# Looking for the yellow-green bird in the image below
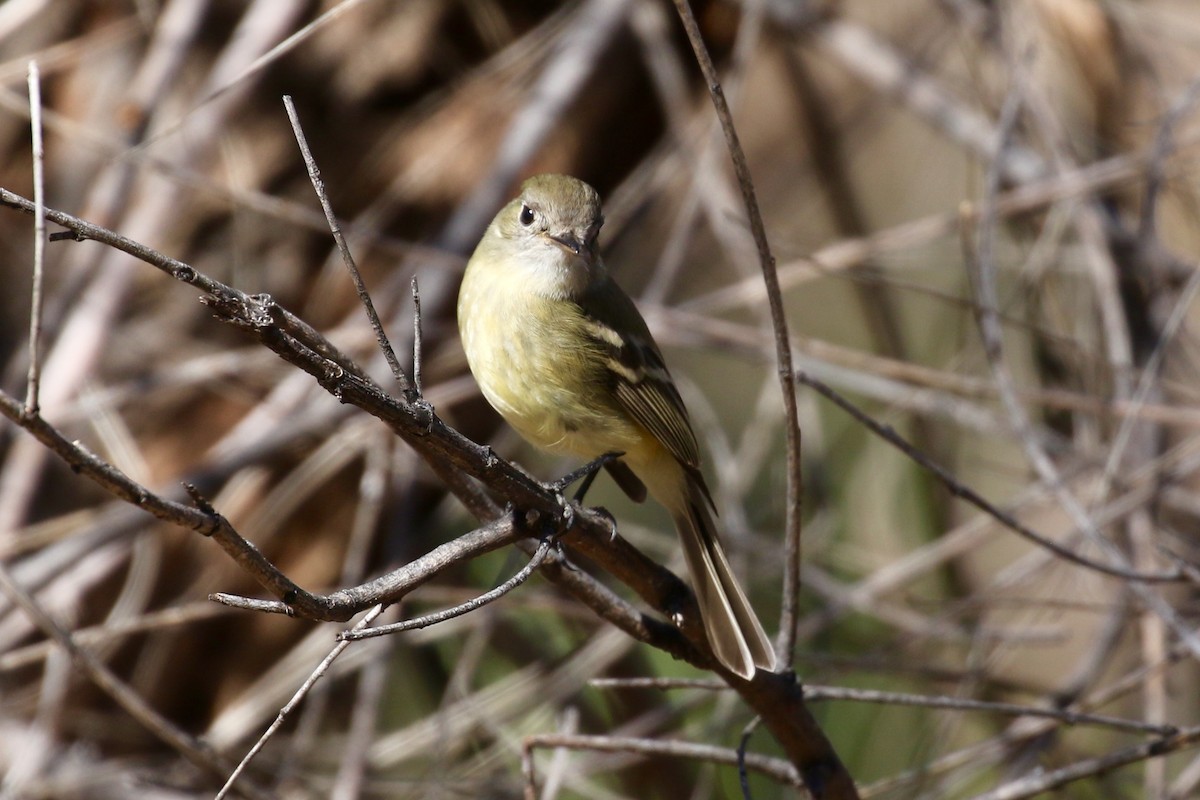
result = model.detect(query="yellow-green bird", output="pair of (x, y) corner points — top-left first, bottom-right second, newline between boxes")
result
(457, 174), (776, 680)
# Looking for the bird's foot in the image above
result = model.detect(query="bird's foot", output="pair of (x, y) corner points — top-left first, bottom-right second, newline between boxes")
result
(546, 451), (625, 503)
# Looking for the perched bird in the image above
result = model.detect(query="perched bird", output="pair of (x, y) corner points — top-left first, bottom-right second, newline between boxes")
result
(457, 174), (776, 679)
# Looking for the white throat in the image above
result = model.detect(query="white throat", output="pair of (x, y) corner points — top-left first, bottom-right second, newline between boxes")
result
(516, 235), (600, 301)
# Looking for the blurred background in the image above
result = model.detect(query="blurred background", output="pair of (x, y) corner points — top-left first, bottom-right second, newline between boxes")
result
(1, 0), (1200, 797)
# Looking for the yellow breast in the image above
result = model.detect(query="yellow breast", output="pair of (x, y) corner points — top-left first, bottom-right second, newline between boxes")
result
(457, 256), (644, 460)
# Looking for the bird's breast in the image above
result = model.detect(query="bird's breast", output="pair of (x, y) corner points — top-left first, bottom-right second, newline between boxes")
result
(458, 263), (642, 459)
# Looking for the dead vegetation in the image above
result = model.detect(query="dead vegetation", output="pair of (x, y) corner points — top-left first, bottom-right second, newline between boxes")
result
(2, 1), (1200, 798)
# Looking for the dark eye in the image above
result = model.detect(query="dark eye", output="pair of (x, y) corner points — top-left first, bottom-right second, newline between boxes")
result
(519, 205), (535, 226)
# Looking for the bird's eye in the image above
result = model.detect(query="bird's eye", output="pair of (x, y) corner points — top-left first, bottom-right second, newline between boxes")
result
(519, 205), (535, 226)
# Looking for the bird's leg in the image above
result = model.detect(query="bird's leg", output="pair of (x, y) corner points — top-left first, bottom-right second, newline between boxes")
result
(543, 452), (625, 541)
(548, 451), (625, 503)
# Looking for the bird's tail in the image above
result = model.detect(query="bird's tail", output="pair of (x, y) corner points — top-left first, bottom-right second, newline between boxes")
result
(673, 480), (777, 680)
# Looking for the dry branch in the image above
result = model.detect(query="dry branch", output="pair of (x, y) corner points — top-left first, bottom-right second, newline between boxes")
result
(0, 186), (847, 797)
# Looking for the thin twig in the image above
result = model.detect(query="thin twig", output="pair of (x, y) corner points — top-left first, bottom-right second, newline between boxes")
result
(737, 716), (763, 800)
(0, 387), (318, 605)
(338, 538), (553, 640)
(667, 7), (860, 797)
(522, 733), (803, 794)
(24, 60), (45, 416)
(0, 186), (370, 380)
(857, 642), (1194, 800)
(411, 277), (423, 396)
(209, 513), (522, 619)
(590, 676), (1175, 736)
(801, 685), (1175, 736)
(283, 94), (415, 399)
(795, 371), (1180, 583)
(214, 605), (387, 800)
(669, 0), (803, 673)
(0, 187), (857, 795)
(0, 325), (679, 660)
(589, 676), (725, 691)
(968, 725), (1200, 800)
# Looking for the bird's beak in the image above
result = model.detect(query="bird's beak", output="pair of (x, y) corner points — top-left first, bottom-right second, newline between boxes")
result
(547, 233), (584, 256)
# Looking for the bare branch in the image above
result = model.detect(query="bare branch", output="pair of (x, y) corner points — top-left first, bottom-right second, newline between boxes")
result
(0, 191), (736, 665)
(284, 94), (414, 398)
(214, 604), (387, 800)
(24, 60), (44, 416)
(802, 685), (1176, 736)
(670, 0), (805, 679)
(795, 371), (1181, 583)
(969, 726), (1200, 800)
(411, 276), (424, 396)
(11, 6), (1200, 796)
(338, 537), (553, 640)
(522, 733), (804, 796)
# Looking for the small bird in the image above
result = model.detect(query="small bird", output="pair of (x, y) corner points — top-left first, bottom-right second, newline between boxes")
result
(457, 173), (776, 679)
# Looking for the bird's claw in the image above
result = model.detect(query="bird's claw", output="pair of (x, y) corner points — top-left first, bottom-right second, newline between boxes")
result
(556, 493), (575, 532)
(589, 505), (619, 541)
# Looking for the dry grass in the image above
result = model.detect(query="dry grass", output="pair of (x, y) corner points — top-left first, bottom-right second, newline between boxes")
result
(2, 1), (1200, 798)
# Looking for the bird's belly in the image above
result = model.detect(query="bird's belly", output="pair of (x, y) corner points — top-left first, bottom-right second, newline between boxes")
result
(462, 313), (642, 459)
